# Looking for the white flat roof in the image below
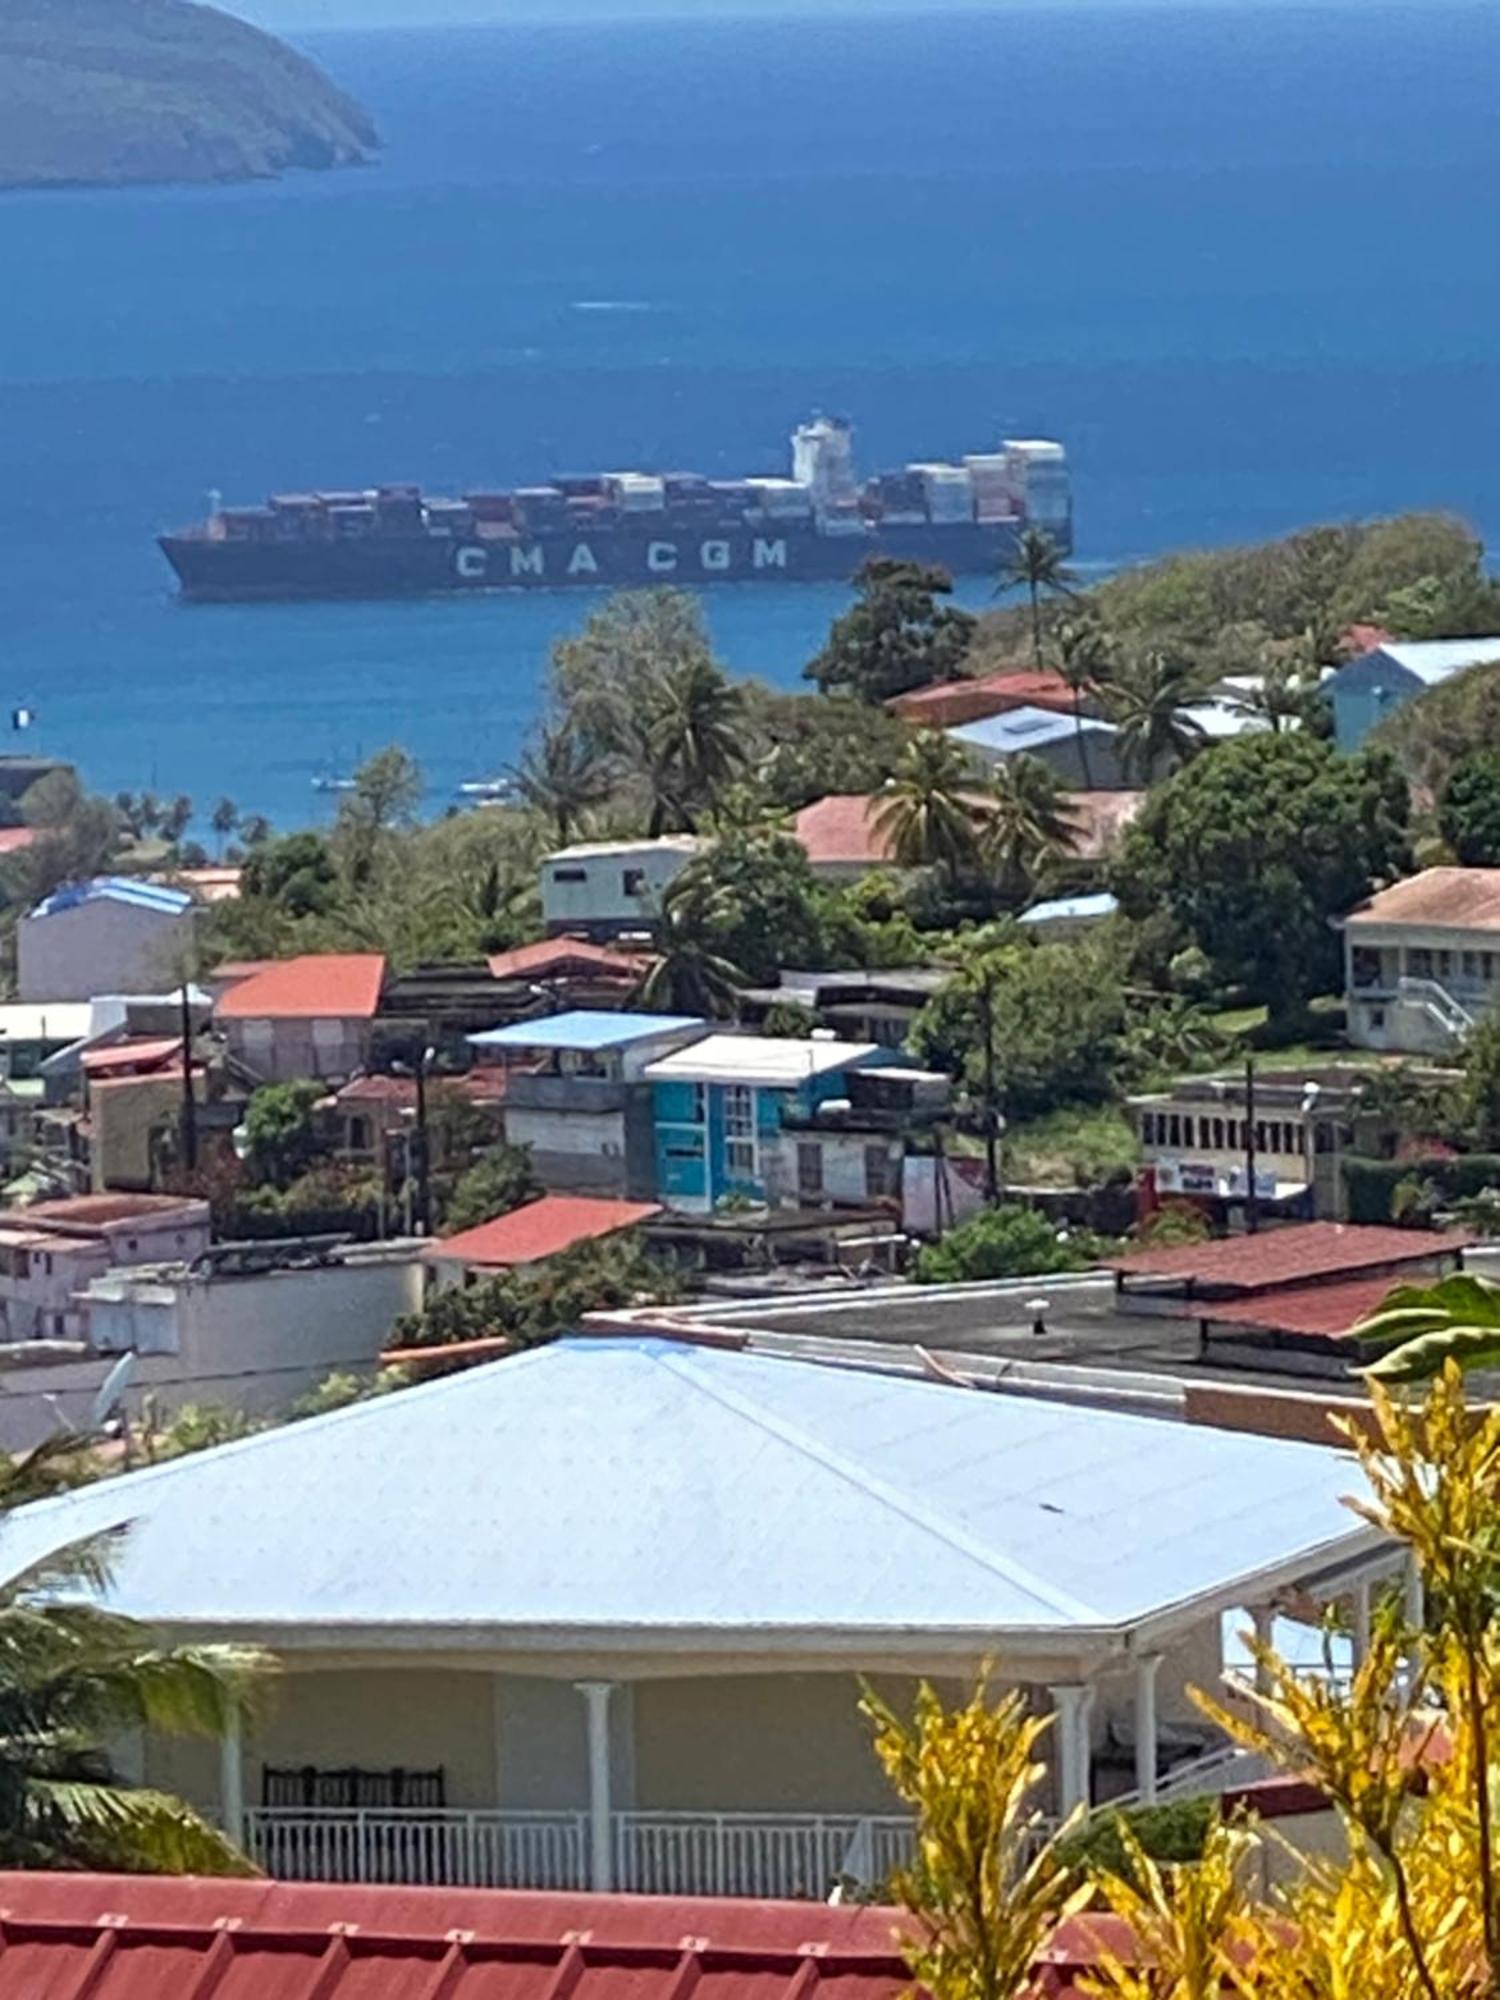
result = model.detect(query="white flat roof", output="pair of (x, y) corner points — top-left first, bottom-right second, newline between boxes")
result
(0, 1003), (95, 1043)
(644, 1034), (880, 1088)
(0, 1336), (1383, 1652)
(548, 837), (703, 862)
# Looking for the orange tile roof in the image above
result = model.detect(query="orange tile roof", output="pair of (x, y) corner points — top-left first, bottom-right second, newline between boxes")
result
(0, 826), (39, 856)
(1200, 1274), (1408, 1341)
(80, 1036), (183, 1077)
(427, 1193), (661, 1268)
(1109, 1221), (1469, 1295)
(1343, 867), (1500, 932)
(215, 953), (387, 1021)
(488, 936), (650, 981)
(793, 789), (1141, 869)
(888, 669), (1083, 727)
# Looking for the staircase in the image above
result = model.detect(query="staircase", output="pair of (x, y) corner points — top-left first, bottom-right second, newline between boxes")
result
(1396, 976), (1475, 1048)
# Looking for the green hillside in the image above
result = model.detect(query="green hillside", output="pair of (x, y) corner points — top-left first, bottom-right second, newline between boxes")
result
(0, 0), (378, 189)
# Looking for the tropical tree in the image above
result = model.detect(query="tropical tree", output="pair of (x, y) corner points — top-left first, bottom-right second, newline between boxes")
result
(806, 558), (976, 702)
(996, 526), (1077, 666)
(1054, 616), (1111, 784)
(238, 813), (272, 849)
(210, 797), (239, 858)
(871, 730), (982, 884)
(981, 754), (1078, 907)
(1104, 648), (1208, 782)
(634, 868), (746, 1018)
(1438, 749), (1500, 865)
(511, 719), (612, 846)
(0, 1441), (271, 1872)
(641, 654), (747, 834)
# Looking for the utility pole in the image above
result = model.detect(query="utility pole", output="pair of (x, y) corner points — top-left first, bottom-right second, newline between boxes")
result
(978, 967), (1001, 1206)
(1244, 1054), (1260, 1236)
(414, 1040), (433, 1237)
(178, 980), (198, 1176)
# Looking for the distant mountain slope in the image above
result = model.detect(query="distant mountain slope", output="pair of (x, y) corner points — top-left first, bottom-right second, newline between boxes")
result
(0, 0), (378, 189)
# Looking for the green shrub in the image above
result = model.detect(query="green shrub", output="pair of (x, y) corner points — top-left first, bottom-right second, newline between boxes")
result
(914, 1205), (1094, 1284)
(1343, 1153), (1500, 1225)
(1055, 1794), (1218, 1882)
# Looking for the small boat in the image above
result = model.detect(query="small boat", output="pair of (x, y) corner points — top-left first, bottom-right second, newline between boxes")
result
(312, 774), (356, 795)
(456, 777), (517, 803)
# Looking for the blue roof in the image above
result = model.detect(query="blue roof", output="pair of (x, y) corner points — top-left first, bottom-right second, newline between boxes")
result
(949, 705), (1114, 754)
(468, 1009), (705, 1053)
(30, 877), (193, 921)
(1019, 892), (1119, 926)
(0, 1335), (1382, 1644)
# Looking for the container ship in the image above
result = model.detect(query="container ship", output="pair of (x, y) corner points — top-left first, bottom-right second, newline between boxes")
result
(158, 418), (1071, 603)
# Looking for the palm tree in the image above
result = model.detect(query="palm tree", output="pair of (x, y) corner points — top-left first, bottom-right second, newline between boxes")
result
(641, 656), (747, 835)
(982, 753), (1079, 906)
(0, 1440), (271, 1871)
(1105, 649), (1209, 782)
(511, 720), (612, 846)
(210, 797), (239, 859)
(1356, 1271), (1500, 1382)
(871, 730), (984, 885)
(1055, 617), (1113, 787)
(634, 868), (744, 1018)
(996, 526), (1078, 666)
(238, 813), (272, 848)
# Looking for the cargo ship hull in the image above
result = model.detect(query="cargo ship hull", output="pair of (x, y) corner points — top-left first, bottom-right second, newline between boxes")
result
(159, 517), (1050, 604)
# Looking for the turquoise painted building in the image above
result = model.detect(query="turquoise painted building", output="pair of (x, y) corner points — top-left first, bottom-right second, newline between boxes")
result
(644, 1033), (891, 1213)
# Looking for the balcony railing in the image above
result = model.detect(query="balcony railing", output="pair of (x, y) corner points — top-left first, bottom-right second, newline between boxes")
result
(244, 1807), (917, 1899)
(504, 1075), (628, 1115)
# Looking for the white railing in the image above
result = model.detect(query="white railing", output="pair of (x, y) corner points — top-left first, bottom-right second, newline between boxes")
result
(245, 1808), (589, 1889)
(244, 1807), (915, 1899)
(1396, 976), (1475, 1044)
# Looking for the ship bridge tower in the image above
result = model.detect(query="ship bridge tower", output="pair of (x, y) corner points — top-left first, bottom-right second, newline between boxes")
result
(792, 415), (857, 511)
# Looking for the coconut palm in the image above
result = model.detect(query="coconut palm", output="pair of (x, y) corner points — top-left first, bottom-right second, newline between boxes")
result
(0, 1439), (272, 1872)
(634, 866), (745, 1018)
(1054, 617), (1113, 786)
(640, 656), (747, 835)
(982, 753), (1079, 906)
(511, 720), (613, 846)
(209, 798), (239, 859)
(871, 730), (983, 885)
(1105, 649), (1209, 783)
(996, 526), (1078, 666)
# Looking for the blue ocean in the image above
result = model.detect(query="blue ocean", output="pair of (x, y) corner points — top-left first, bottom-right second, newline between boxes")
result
(1, 2), (1498, 826)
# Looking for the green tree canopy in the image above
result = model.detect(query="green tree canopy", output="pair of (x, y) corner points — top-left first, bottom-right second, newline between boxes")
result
(1115, 734), (1411, 1026)
(242, 1079), (328, 1188)
(871, 731), (982, 884)
(240, 831), (338, 917)
(1438, 750), (1500, 866)
(1373, 660), (1500, 796)
(440, 1142), (539, 1235)
(805, 558), (976, 702)
(914, 1204), (1094, 1284)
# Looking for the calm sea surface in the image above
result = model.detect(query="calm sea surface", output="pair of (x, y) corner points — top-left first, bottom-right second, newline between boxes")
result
(1, 4), (1498, 825)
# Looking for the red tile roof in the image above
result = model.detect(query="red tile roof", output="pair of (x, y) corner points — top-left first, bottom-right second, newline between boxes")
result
(216, 953), (387, 1021)
(488, 937), (650, 981)
(1343, 866), (1500, 933)
(1109, 1221), (1469, 1295)
(1339, 622), (1395, 659)
(80, 1036), (184, 1078)
(336, 1069), (509, 1108)
(0, 1875), (1131, 2000)
(0, 825), (39, 856)
(1198, 1274), (1410, 1340)
(794, 790), (1141, 871)
(888, 669), (1083, 728)
(428, 1192), (662, 1268)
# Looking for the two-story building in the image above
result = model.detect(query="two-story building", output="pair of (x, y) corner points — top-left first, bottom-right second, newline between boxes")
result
(0, 1192), (211, 1344)
(1340, 867), (1500, 1054)
(541, 838), (704, 940)
(644, 1034), (939, 1213)
(469, 1011), (708, 1198)
(17, 878), (196, 1002)
(215, 954), (388, 1083)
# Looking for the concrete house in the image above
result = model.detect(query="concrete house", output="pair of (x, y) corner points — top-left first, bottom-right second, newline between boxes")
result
(469, 1011), (707, 1198)
(215, 954), (387, 1083)
(947, 706), (1130, 788)
(541, 838), (704, 940)
(17, 878), (195, 1003)
(0, 1334), (1398, 1898)
(643, 1033), (937, 1212)
(0, 1192), (210, 1344)
(1340, 867), (1500, 1053)
(1327, 636), (1500, 750)
(424, 1192), (661, 1291)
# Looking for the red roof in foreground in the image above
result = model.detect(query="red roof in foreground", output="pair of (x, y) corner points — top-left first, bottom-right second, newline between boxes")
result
(0, 1876), (1130, 2000)
(488, 937), (650, 982)
(428, 1192), (662, 1267)
(1109, 1220), (1470, 1295)
(216, 952), (387, 1021)
(1199, 1273), (1409, 1341)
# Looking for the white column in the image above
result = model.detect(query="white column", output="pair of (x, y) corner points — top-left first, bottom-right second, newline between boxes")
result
(1133, 1655), (1163, 1805)
(1351, 1576), (1373, 1669)
(1251, 1604), (1276, 1695)
(1403, 1552), (1425, 1634)
(1049, 1684), (1094, 1816)
(576, 1681), (616, 1891)
(219, 1702), (244, 1849)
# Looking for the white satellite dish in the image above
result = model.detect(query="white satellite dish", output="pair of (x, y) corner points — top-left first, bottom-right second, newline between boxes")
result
(89, 1351), (137, 1432)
